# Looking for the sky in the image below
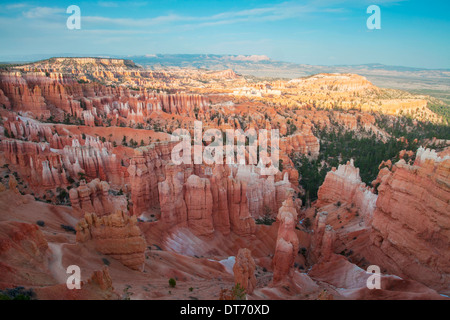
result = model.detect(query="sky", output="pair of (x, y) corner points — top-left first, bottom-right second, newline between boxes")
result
(0, 0), (449, 69)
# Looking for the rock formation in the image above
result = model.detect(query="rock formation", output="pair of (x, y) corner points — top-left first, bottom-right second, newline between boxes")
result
(76, 211), (147, 271)
(369, 147), (450, 293)
(129, 144), (173, 216)
(158, 163), (188, 225)
(309, 212), (336, 263)
(309, 254), (445, 300)
(0, 221), (53, 287)
(69, 179), (127, 216)
(184, 174), (214, 236)
(312, 148), (450, 295)
(34, 266), (119, 300)
(317, 159), (377, 221)
(209, 165), (232, 234)
(227, 174), (256, 236)
(233, 248), (256, 294)
(272, 195), (299, 283)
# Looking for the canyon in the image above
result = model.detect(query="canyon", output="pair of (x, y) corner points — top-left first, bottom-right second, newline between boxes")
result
(0, 57), (448, 300)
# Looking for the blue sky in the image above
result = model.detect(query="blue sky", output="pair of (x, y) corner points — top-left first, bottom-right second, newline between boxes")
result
(0, 0), (449, 68)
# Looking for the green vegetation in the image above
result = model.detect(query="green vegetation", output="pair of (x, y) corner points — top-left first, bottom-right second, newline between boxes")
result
(255, 205), (275, 225)
(375, 114), (450, 141)
(293, 114), (449, 205)
(428, 104), (450, 124)
(61, 224), (76, 234)
(56, 187), (70, 204)
(122, 285), (133, 300)
(303, 217), (312, 230)
(255, 214), (276, 225)
(230, 283), (246, 300)
(0, 287), (35, 300)
(169, 278), (176, 288)
(78, 172), (86, 181)
(36, 220), (45, 227)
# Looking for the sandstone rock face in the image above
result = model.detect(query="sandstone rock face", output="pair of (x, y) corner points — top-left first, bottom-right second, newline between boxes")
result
(0, 134), (122, 194)
(34, 266), (119, 300)
(210, 165), (231, 234)
(309, 255), (445, 300)
(157, 163), (284, 237)
(289, 73), (377, 93)
(158, 165), (258, 237)
(8, 175), (19, 193)
(0, 72), (49, 117)
(274, 173), (298, 212)
(62, 138), (120, 184)
(1, 139), (68, 190)
(233, 248), (256, 294)
(69, 179), (127, 216)
(0, 221), (54, 287)
(312, 148), (450, 295)
(272, 196), (299, 283)
(280, 131), (319, 158)
(129, 144), (173, 216)
(85, 266), (115, 292)
(227, 176), (256, 236)
(236, 165), (279, 219)
(309, 212), (336, 264)
(185, 175), (214, 236)
(317, 159), (377, 221)
(158, 163), (188, 225)
(369, 147), (450, 293)
(76, 211), (147, 271)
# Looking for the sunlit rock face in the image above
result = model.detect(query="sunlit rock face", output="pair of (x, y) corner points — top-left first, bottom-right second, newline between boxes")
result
(317, 159), (377, 221)
(76, 211), (147, 271)
(272, 196), (299, 284)
(312, 147), (450, 295)
(369, 147), (450, 293)
(233, 248), (256, 294)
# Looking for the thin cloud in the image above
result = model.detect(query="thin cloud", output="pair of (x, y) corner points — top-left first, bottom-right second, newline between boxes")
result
(98, 1), (120, 7)
(5, 3), (28, 10)
(98, 1), (148, 8)
(83, 13), (189, 27)
(22, 7), (65, 19)
(82, 1), (318, 29)
(9, 1), (353, 31)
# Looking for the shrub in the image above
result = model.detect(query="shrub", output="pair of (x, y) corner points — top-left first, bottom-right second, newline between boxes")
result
(303, 217), (312, 229)
(169, 278), (176, 288)
(255, 214), (275, 226)
(0, 287), (35, 300)
(219, 283), (246, 300)
(78, 172), (86, 181)
(36, 220), (45, 227)
(61, 224), (76, 234)
(122, 286), (133, 300)
(56, 187), (69, 203)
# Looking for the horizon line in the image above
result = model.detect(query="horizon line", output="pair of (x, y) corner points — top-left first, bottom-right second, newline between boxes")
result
(0, 53), (449, 71)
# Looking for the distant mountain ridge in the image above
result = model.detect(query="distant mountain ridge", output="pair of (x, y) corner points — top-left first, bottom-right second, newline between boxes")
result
(2, 53), (448, 72)
(1, 53), (449, 101)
